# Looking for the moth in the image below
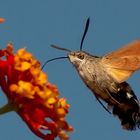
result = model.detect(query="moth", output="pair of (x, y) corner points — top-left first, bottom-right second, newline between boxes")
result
(44, 18), (140, 130)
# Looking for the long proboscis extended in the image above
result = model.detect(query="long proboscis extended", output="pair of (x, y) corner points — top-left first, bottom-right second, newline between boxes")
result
(51, 45), (71, 52)
(41, 56), (68, 70)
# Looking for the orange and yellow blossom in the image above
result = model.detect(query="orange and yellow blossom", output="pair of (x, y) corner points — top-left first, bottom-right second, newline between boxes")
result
(0, 18), (5, 23)
(0, 43), (73, 140)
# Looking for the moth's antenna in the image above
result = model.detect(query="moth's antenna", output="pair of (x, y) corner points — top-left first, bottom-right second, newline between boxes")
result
(41, 56), (68, 70)
(51, 45), (71, 52)
(80, 18), (90, 51)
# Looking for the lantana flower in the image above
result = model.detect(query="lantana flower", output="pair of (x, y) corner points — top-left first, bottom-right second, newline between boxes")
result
(0, 18), (5, 23)
(0, 43), (73, 140)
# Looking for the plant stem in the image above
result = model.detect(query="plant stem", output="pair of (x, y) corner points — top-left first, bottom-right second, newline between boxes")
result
(0, 102), (17, 115)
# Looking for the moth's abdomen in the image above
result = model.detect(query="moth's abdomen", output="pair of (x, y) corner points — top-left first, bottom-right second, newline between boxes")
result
(111, 82), (140, 130)
(113, 104), (140, 130)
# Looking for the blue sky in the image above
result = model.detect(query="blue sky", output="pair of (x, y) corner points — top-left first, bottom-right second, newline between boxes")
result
(0, 0), (140, 140)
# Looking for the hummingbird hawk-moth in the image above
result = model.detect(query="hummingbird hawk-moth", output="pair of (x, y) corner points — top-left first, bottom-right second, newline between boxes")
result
(44, 18), (140, 130)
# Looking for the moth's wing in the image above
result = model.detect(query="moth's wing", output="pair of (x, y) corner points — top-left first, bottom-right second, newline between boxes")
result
(102, 40), (140, 83)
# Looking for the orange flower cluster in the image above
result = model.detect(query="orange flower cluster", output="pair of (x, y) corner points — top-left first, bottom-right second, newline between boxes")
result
(0, 18), (5, 23)
(0, 44), (73, 140)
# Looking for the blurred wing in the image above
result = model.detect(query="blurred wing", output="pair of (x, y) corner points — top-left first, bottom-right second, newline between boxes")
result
(102, 40), (140, 83)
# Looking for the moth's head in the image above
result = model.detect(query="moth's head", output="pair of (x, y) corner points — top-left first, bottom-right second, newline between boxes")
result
(68, 51), (88, 68)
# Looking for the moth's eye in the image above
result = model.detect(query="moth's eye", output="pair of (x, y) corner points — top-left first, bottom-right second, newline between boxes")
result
(77, 54), (84, 60)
